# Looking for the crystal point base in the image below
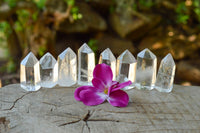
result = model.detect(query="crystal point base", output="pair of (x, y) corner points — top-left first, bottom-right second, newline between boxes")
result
(78, 43), (95, 85)
(155, 54), (176, 93)
(135, 48), (157, 90)
(40, 52), (58, 88)
(58, 48), (77, 87)
(99, 48), (116, 80)
(20, 52), (41, 91)
(116, 50), (136, 90)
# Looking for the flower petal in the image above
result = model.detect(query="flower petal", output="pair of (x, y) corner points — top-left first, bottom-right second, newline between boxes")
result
(110, 81), (132, 94)
(92, 78), (105, 92)
(80, 89), (107, 106)
(74, 86), (93, 101)
(111, 81), (119, 86)
(108, 90), (129, 107)
(93, 64), (113, 86)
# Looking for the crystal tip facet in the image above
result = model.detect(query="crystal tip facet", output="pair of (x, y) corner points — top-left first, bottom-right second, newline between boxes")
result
(100, 48), (116, 61)
(118, 50), (136, 63)
(138, 48), (156, 59)
(21, 52), (38, 66)
(79, 43), (93, 53)
(163, 53), (175, 66)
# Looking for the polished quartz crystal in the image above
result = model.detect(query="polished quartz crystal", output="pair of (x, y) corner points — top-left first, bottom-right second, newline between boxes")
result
(78, 43), (95, 85)
(20, 52), (41, 91)
(155, 53), (176, 93)
(39, 52), (58, 88)
(116, 50), (136, 90)
(135, 48), (157, 90)
(57, 47), (77, 87)
(99, 48), (116, 79)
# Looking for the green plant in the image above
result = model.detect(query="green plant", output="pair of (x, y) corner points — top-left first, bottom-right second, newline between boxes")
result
(71, 7), (82, 20)
(4, 0), (17, 8)
(0, 22), (11, 56)
(193, 0), (200, 21)
(33, 0), (47, 9)
(138, 0), (154, 8)
(88, 39), (98, 53)
(175, 2), (189, 24)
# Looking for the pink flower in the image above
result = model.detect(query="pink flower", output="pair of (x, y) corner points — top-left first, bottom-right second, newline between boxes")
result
(74, 63), (132, 107)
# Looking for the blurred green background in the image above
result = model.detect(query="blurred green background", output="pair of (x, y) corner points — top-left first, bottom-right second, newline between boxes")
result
(0, 0), (200, 87)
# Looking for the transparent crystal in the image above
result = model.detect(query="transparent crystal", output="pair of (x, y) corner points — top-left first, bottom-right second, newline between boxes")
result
(20, 52), (41, 91)
(78, 43), (95, 85)
(135, 48), (157, 90)
(39, 52), (58, 88)
(116, 50), (136, 90)
(57, 47), (77, 87)
(155, 54), (176, 93)
(99, 48), (116, 80)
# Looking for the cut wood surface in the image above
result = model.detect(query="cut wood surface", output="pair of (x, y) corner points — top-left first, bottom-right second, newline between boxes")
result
(0, 84), (200, 133)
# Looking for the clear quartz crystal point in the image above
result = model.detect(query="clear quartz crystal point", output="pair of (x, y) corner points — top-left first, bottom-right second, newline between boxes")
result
(155, 53), (176, 93)
(99, 48), (116, 80)
(135, 48), (157, 90)
(20, 52), (41, 91)
(57, 47), (77, 87)
(116, 50), (136, 90)
(78, 43), (95, 85)
(39, 52), (58, 88)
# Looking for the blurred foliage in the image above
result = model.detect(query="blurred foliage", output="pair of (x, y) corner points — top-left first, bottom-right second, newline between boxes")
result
(33, 0), (47, 9)
(4, 0), (17, 8)
(0, 0), (200, 74)
(0, 0), (82, 72)
(71, 7), (82, 20)
(115, 0), (200, 25)
(176, 1), (189, 24)
(0, 59), (16, 73)
(88, 39), (98, 53)
(138, 0), (154, 8)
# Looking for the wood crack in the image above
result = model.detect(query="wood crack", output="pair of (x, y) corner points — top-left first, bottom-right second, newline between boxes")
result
(58, 119), (81, 127)
(57, 110), (93, 133)
(87, 118), (136, 124)
(3, 92), (32, 110)
(83, 110), (91, 133)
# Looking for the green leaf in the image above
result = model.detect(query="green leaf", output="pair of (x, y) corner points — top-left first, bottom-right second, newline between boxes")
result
(71, 7), (79, 14)
(38, 46), (46, 57)
(193, 0), (200, 7)
(0, 22), (12, 37)
(88, 39), (98, 53)
(32, 12), (38, 21)
(65, 0), (75, 6)
(177, 14), (189, 24)
(4, 0), (17, 8)
(33, 0), (47, 9)
(176, 2), (187, 13)
(139, 0), (153, 7)
(6, 59), (16, 73)
(14, 21), (23, 31)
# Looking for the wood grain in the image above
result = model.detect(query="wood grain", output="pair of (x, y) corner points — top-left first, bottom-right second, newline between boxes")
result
(0, 84), (200, 133)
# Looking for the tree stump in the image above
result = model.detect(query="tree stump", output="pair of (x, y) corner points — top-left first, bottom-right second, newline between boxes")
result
(0, 84), (200, 133)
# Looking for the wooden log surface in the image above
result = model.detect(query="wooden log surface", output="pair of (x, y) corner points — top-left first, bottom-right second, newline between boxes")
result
(0, 84), (200, 133)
